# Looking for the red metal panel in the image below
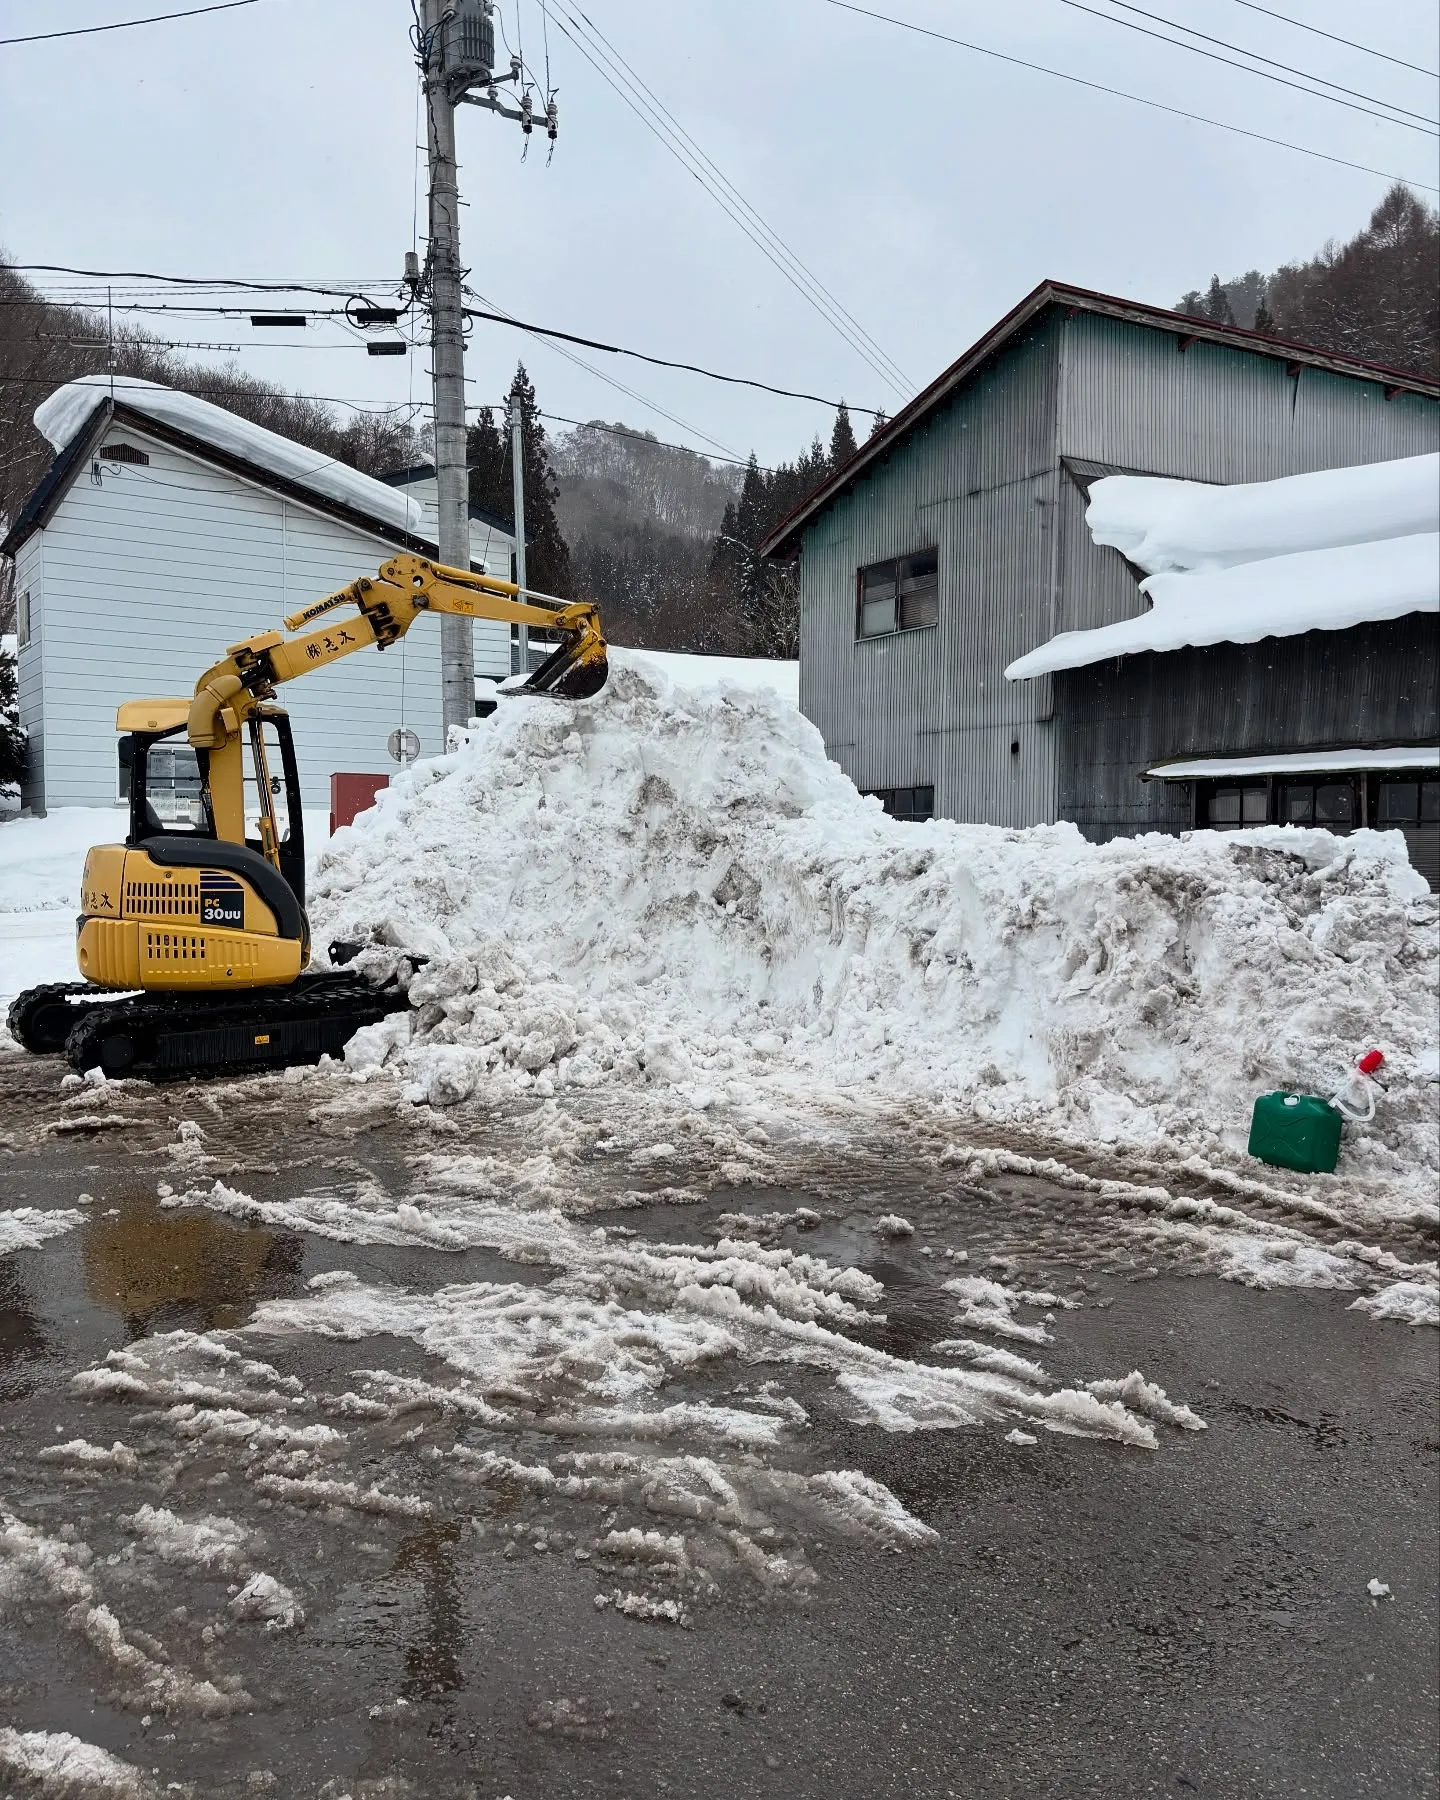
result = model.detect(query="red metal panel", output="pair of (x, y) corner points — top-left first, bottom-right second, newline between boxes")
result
(330, 772), (389, 836)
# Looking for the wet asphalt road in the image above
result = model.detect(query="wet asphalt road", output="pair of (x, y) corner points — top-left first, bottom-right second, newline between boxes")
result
(0, 1057), (1436, 1800)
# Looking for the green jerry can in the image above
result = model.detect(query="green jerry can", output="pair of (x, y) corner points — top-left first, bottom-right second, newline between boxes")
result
(1248, 1092), (1343, 1175)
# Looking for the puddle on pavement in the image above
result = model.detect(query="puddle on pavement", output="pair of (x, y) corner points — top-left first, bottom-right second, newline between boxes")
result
(85, 1194), (306, 1337)
(0, 1257), (51, 1400)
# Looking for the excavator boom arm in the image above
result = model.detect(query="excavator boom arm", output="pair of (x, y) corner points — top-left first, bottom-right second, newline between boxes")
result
(189, 554), (607, 751)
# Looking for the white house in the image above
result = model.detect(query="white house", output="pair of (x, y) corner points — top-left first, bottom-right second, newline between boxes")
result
(2, 375), (515, 815)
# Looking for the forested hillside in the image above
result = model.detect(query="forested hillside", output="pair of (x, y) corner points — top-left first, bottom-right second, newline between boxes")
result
(1178, 182), (1438, 377)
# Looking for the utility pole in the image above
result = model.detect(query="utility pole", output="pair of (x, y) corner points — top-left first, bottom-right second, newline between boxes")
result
(418, 0), (474, 739)
(508, 380), (529, 674)
(412, 0), (557, 736)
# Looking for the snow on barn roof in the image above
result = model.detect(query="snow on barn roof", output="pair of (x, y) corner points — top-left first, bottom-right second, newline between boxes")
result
(30, 374), (424, 539)
(1005, 454), (1440, 681)
(1146, 746), (1439, 781)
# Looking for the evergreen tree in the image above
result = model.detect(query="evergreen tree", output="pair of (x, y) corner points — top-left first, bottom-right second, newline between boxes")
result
(829, 402), (858, 470)
(1203, 274), (1235, 325)
(465, 406), (510, 524)
(0, 642), (24, 787)
(1173, 184), (1438, 373)
(868, 408), (889, 440)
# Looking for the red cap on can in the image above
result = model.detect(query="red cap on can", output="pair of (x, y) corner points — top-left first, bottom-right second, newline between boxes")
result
(1358, 1049), (1385, 1075)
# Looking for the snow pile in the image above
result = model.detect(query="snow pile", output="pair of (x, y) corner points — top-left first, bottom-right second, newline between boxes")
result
(310, 656), (1439, 1186)
(35, 375), (422, 538)
(0, 1208), (87, 1255)
(117, 1504), (253, 1572)
(1006, 453), (1439, 677)
(228, 1571), (304, 1631)
(0, 1728), (157, 1799)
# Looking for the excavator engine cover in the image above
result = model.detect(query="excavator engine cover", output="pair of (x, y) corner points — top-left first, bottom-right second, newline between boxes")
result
(76, 843), (305, 992)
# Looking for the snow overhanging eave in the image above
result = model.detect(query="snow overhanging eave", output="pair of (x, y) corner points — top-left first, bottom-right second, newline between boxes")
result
(1144, 746), (1440, 781)
(1005, 531), (1440, 681)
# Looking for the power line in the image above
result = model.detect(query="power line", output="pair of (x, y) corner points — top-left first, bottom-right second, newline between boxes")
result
(0, 0), (258, 49)
(0, 371), (427, 414)
(463, 301), (882, 413)
(1099, 0), (1438, 125)
(461, 286), (742, 460)
(564, 5), (910, 395)
(1058, 0), (1438, 135)
(474, 405), (769, 470)
(547, 7), (911, 399)
(6, 289), (882, 411)
(813, 0), (1440, 192)
(8, 264), (404, 301)
(1225, 0), (1439, 81)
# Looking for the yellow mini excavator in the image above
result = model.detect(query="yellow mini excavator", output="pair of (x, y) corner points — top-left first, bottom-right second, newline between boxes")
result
(7, 553), (607, 1080)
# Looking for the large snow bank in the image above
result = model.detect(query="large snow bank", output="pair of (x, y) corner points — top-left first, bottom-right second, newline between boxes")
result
(1006, 453), (1440, 679)
(1086, 453), (1439, 575)
(310, 655), (1439, 1181)
(35, 375), (422, 538)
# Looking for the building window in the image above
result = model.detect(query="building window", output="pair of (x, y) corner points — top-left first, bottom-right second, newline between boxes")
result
(864, 784), (935, 821)
(1282, 781), (1355, 827)
(16, 589), (30, 648)
(1205, 785), (1267, 829)
(857, 549), (938, 639)
(1377, 778), (1440, 825)
(99, 441), (149, 465)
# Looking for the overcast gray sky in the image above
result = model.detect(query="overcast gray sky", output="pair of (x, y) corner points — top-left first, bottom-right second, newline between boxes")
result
(2, 0), (1436, 466)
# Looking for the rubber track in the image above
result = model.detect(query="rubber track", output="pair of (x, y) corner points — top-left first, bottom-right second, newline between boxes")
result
(62, 975), (408, 1082)
(6, 981), (123, 1054)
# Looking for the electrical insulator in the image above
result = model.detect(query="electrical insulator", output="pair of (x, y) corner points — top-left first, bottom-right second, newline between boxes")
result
(520, 89), (533, 134)
(546, 97), (558, 141)
(441, 0), (495, 98)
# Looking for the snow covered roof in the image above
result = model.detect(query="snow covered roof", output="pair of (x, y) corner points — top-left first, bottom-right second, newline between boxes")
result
(760, 280), (1440, 561)
(1006, 454), (1440, 681)
(1146, 746), (1439, 781)
(28, 375), (423, 539)
(1087, 454), (1440, 576)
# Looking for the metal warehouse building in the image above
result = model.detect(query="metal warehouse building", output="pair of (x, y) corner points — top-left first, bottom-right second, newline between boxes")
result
(761, 282), (1439, 876)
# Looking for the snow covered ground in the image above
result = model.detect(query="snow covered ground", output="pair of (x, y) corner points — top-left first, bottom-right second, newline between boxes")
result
(0, 807), (124, 1010)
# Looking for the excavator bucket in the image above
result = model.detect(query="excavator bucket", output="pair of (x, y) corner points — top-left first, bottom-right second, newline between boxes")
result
(510, 618), (610, 700)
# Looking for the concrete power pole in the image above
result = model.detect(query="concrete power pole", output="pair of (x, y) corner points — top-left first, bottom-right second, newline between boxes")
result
(508, 382), (529, 675)
(419, 0), (474, 739)
(414, 0), (556, 734)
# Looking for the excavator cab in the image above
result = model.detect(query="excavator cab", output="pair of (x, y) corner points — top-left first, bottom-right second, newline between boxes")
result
(119, 706), (307, 904)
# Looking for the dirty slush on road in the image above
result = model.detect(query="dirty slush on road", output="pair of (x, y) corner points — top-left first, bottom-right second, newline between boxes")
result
(3, 660), (1438, 1797)
(1, 1041), (1436, 1800)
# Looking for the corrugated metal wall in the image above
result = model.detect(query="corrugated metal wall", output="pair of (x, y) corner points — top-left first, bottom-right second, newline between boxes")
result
(1058, 312), (1438, 478)
(1055, 614), (1440, 840)
(799, 301), (1438, 833)
(798, 318), (1062, 827)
